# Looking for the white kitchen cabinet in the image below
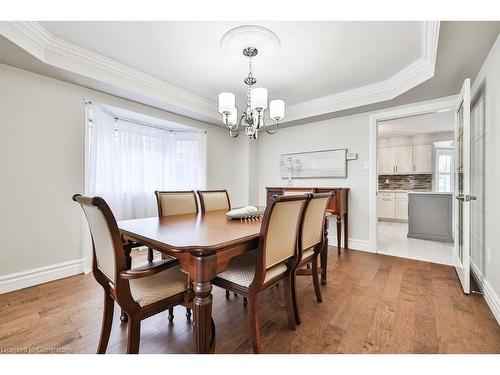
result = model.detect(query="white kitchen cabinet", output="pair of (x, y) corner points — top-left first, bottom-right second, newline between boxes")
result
(378, 192), (395, 219)
(395, 193), (409, 221)
(379, 147), (396, 174)
(378, 191), (408, 221)
(378, 144), (432, 175)
(395, 146), (414, 174)
(413, 144), (433, 173)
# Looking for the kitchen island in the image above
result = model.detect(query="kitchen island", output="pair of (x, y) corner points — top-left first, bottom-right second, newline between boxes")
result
(407, 191), (454, 242)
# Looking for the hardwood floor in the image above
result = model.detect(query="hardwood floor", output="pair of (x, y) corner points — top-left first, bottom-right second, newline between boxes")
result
(1, 247), (499, 354)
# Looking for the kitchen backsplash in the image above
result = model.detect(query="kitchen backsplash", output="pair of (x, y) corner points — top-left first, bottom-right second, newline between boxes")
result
(378, 174), (432, 191)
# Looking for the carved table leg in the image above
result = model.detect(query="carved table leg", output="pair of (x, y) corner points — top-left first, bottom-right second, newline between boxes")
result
(191, 253), (217, 354)
(336, 215), (342, 254)
(321, 217), (329, 285)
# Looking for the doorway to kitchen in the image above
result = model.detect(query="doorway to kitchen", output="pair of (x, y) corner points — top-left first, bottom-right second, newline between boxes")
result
(370, 99), (458, 266)
(376, 110), (455, 265)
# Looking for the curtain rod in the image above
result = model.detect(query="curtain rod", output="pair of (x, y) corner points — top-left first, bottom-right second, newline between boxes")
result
(86, 100), (206, 134)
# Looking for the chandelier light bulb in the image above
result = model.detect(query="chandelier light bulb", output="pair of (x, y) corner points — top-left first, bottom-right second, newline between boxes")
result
(250, 88), (268, 110)
(218, 92), (235, 114)
(270, 99), (285, 121)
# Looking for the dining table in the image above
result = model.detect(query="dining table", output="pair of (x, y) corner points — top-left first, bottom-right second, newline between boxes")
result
(117, 208), (331, 353)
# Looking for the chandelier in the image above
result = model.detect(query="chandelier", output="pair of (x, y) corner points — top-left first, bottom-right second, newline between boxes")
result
(218, 26), (285, 139)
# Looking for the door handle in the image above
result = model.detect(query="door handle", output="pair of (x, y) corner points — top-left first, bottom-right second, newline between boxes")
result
(465, 195), (477, 201)
(456, 194), (464, 201)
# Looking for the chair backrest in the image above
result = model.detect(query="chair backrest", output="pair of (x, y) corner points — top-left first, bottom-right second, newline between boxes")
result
(300, 192), (333, 253)
(253, 194), (309, 287)
(73, 194), (126, 284)
(197, 190), (231, 212)
(155, 190), (198, 217)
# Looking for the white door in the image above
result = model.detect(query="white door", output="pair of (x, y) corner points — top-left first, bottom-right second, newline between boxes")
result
(395, 146), (413, 174)
(379, 147), (396, 174)
(454, 78), (471, 294)
(414, 144), (433, 173)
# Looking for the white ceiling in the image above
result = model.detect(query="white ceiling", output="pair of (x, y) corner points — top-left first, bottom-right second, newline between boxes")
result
(39, 21), (421, 106)
(0, 21), (437, 124)
(378, 110), (455, 137)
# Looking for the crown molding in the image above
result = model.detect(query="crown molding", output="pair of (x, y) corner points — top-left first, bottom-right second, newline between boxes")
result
(0, 21), (220, 123)
(284, 21), (440, 122)
(0, 21), (440, 125)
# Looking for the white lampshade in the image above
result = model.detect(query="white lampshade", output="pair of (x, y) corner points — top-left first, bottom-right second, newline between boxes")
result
(250, 88), (268, 110)
(270, 99), (285, 120)
(219, 92), (235, 113)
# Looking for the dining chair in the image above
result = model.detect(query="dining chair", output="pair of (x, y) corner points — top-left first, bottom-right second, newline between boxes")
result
(291, 192), (333, 325)
(196, 189), (238, 302)
(212, 193), (309, 353)
(73, 194), (200, 354)
(154, 190), (198, 320)
(197, 189), (231, 212)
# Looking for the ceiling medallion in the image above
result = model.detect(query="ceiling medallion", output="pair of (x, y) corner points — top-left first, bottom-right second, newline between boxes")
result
(218, 25), (284, 139)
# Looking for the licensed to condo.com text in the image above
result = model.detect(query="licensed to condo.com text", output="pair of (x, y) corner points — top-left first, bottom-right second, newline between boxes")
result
(0, 347), (73, 354)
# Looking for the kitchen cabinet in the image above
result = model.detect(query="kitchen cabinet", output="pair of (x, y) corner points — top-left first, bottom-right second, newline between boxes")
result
(378, 192), (396, 219)
(395, 193), (409, 220)
(395, 146), (414, 174)
(379, 147), (396, 174)
(413, 144), (433, 173)
(378, 144), (432, 175)
(378, 191), (408, 222)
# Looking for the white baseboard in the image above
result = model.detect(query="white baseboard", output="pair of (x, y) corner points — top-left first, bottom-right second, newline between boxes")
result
(328, 235), (373, 253)
(471, 260), (500, 325)
(0, 259), (85, 294)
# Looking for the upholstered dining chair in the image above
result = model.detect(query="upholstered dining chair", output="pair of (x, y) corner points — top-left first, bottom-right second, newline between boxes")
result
(73, 194), (199, 354)
(212, 193), (309, 353)
(196, 189), (238, 302)
(197, 189), (231, 212)
(154, 190), (199, 321)
(291, 192), (333, 325)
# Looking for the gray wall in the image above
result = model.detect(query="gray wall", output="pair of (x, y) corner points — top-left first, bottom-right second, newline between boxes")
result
(0, 63), (239, 276)
(470, 34), (500, 319)
(257, 113), (371, 244)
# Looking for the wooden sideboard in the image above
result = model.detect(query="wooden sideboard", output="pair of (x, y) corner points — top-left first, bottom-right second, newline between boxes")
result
(265, 186), (349, 253)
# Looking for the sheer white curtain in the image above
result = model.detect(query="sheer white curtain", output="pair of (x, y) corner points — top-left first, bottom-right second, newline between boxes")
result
(87, 104), (207, 220)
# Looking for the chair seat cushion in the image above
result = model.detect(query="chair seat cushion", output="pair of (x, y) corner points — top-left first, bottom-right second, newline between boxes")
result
(216, 251), (287, 288)
(129, 265), (188, 307)
(301, 247), (315, 261)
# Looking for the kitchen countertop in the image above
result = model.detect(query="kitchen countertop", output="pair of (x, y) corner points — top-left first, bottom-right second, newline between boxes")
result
(407, 191), (453, 195)
(378, 189), (431, 193)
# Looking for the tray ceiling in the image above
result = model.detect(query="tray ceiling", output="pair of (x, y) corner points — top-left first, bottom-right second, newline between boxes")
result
(0, 21), (439, 124)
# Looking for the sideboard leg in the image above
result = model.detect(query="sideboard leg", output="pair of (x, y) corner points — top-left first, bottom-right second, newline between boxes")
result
(336, 215), (342, 254)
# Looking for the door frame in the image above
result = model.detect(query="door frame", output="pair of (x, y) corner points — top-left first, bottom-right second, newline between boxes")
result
(368, 95), (459, 252)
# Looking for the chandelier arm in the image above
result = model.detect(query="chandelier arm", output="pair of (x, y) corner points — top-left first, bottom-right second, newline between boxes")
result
(224, 114), (239, 131)
(238, 112), (246, 127)
(265, 119), (279, 135)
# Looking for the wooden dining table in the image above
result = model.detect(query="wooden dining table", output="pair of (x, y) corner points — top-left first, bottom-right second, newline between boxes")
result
(118, 209), (262, 353)
(118, 208), (332, 353)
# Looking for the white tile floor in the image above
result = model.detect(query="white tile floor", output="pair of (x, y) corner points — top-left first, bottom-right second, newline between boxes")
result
(377, 221), (454, 265)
